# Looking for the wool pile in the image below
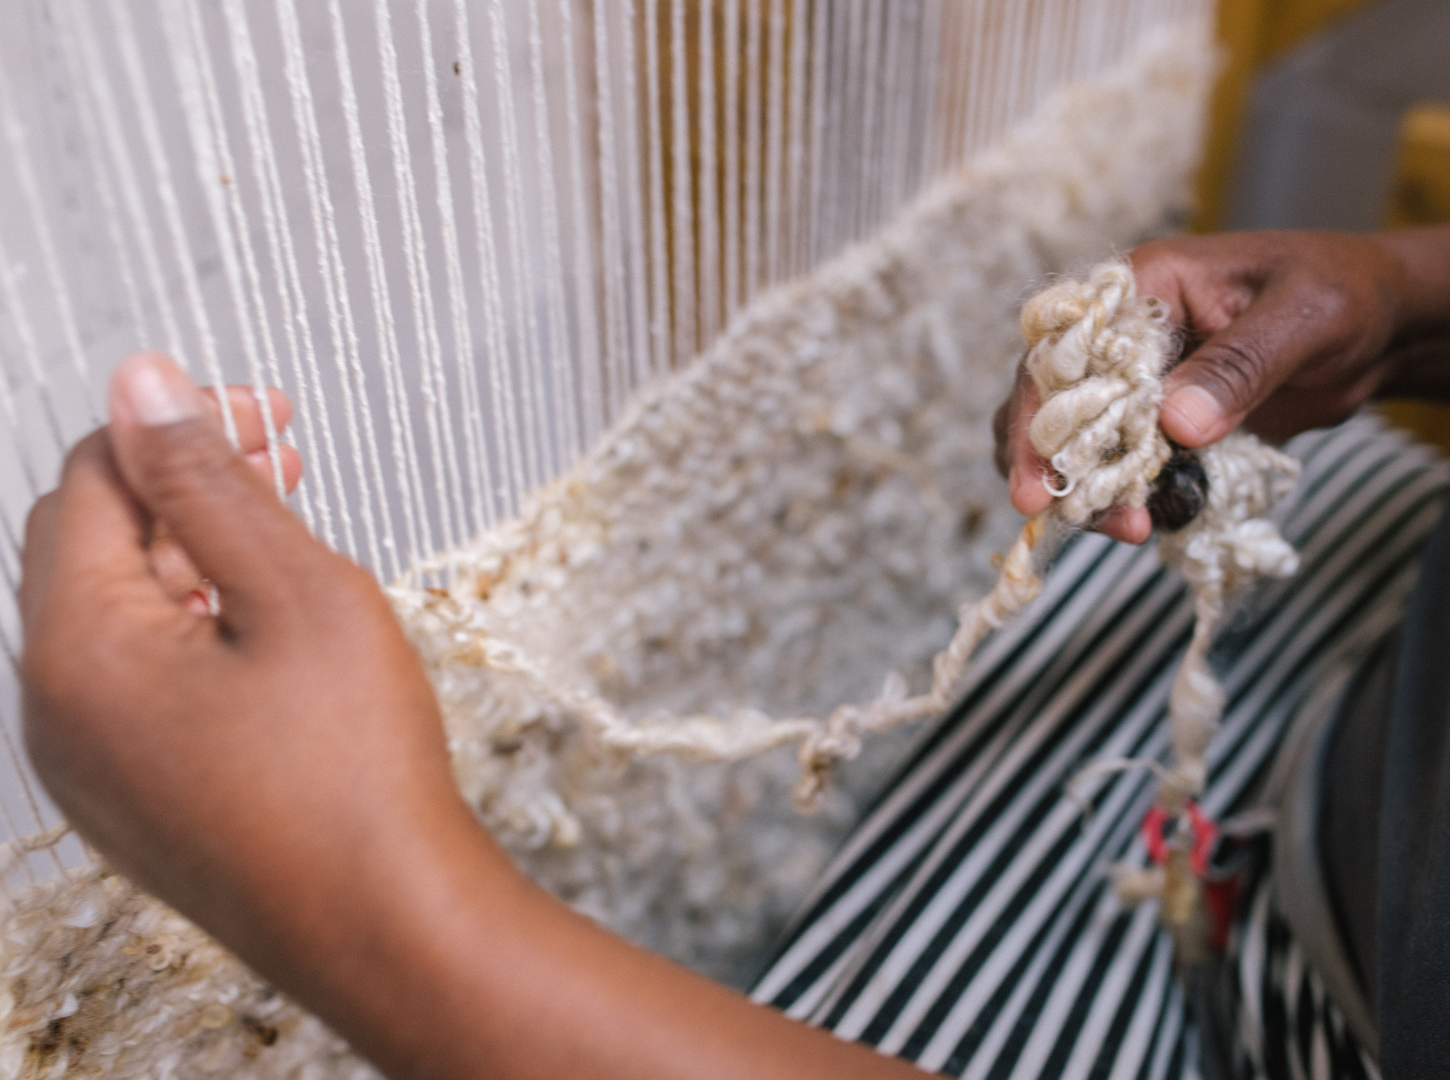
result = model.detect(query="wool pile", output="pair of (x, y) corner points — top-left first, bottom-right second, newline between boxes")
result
(0, 26), (1214, 1079)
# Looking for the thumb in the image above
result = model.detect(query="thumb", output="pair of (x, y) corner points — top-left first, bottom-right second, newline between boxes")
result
(1159, 278), (1333, 448)
(107, 352), (312, 624)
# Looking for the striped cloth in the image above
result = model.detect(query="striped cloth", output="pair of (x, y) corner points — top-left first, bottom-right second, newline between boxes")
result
(750, 415), (1447, 1079)
(1228, 869), (1380, 1080)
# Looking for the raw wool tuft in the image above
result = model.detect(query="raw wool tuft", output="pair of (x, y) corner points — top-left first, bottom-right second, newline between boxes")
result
(0, 25), (1215, 1079)
(0, 864), (370, 1080)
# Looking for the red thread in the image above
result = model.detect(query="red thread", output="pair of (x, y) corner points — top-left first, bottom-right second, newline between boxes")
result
(1139, 799), (1217, 877)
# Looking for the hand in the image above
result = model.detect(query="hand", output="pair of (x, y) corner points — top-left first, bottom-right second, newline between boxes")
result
(20, 353), (925, 1079)
(21, 352), (476, 1073)
(993, 227), (1450, 543)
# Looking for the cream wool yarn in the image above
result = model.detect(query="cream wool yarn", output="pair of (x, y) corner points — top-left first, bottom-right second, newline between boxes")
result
(1156, 436), (1300, 795)
(1021, 264), (1174, 525)
(1035, 268), (1300, 960)
(1024, 264), (1300, 808)
(0, 27), (1217, 1079)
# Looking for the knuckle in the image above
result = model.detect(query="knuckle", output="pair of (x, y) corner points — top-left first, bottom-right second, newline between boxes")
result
(288, 551), (382, 618)
(1127, 237), (1171, 270)
(55, 430), (113, 490)
(1303, 282), (1350, 326)
(23, 492), (57, 550)
(1129, 236), (1196, 281)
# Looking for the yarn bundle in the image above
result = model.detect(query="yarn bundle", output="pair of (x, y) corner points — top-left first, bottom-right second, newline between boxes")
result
(1022, 262), (1300, 797)
(1026, 263), (1300, 955)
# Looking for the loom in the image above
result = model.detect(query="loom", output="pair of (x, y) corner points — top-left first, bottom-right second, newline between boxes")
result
(0, 0), (1264, 1075)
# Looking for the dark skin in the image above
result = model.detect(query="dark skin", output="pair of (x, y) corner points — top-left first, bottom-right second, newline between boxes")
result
(20, 353), (927, 1080)
(19, 228), (1450, 1079)
(995, 228), (1450, 539)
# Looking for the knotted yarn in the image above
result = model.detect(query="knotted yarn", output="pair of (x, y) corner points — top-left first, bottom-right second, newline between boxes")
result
(1028, 262), (1300, 958)
(1155, 433), (1299, 796)
(1023, 262), (1300, 794)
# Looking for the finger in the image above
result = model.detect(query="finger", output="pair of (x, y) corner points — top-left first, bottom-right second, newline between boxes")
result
(1159, 275), (1340, 448)
(144, 443), (303, 603)
(203, 386), (303, 493)
(245, 445), (304, 495)
(1092, 505), (1152, 545)
(1004, 378), (1056, 517)
(143, 441), (305, 603)
(19, 432), (164, 642)
(107, 352), (318, 629)
(992, 395), (1013, 479)
(198, 383), (294, 453)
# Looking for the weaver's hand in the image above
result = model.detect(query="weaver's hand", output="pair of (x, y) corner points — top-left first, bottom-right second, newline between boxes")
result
(993, 227), (1450, 543)
(20, 351), (473, 1045)
(21, 353), (924, 1080)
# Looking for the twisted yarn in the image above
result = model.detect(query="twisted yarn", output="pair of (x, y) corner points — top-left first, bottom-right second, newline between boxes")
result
(1155, 434), (1299, 796)
(1023, 263), (1300, 804)
(1021, 262), (1174, 523)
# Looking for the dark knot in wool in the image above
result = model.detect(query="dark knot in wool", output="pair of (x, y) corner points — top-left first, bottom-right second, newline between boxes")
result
(1147, 449), (1208, 532)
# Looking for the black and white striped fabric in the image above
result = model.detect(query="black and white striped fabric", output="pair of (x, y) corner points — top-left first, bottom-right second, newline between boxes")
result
(750, 415), (1447, 1078)
(1228, 869), (1380, 1080)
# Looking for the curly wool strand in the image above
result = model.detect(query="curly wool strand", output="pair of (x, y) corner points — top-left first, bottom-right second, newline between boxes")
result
(1026, 264), (1300, 811)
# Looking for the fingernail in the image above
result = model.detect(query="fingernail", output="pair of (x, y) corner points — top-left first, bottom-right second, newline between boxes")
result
(114, 353), (203, 427)
(1163, 385), (1222, 442)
